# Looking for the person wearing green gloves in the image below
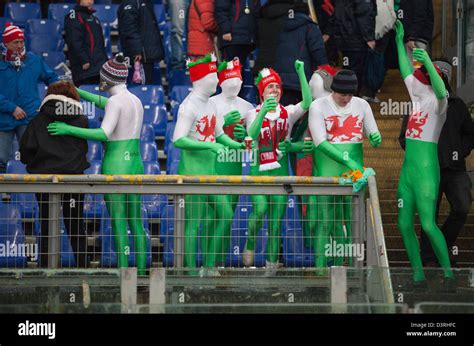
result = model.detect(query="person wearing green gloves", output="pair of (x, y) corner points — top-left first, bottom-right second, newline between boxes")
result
(47, 54), (149, 275)
(242, 60), (312, 270)
(208, 58), (254, 264)
(172, 54), (244, 273)
(308, 69), (382, 269)
(394, 20), (454, 285)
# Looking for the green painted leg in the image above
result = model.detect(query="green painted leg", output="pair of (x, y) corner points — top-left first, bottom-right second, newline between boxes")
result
(206, 195), (234, 267)
(342, 196), (352, 266)
(127, 194), (147, 275)
(104, 194), (129, 269)
(397, 174), (425, 282)
(266, 195), (287, 263)
(314, 196), (333, 269)
(247, 195), (268, 251)
(184, 195), (206, 269)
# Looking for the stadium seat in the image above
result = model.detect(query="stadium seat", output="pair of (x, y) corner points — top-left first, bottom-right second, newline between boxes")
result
(166, 146), (181, 174)
(241, 85), (257, 104)
(41, 51), (65, 71)
(140, 123), (155, 143)
(168, 160), (179, 175)
(83, 161), (105, 219)
(48, 4), (74, 31)
(94, 4), (118, 28)
(99, 208), (152, 267)
(4, 3), (41, 28)
(0, 203), (28, 268)
(0, 17), (10, 30)
(26, 19), (61, 35)
(143, 104), (167, 136)
(154, 4), (166, 29)
(11, 138), (20, 161)
(164, 122), (176, 154)
(38, 83), (48, 100)
(168, 70), (191, 90)
(6, 160), (38, 219)
(140, 141), (158, 162)
(162, 21), (171, 41)
(170, 85), (192, 105)
(27, 34), (64, 54)
(104, 36), (112, 58)
(170, 103), (179, 122)
(59, 219), (77, 268)
(87, 141), (103, 161)
(141, 161), (166, 218)
(94, 0), (113, 4)
(151, 64), (162, 85)
(129, 85), (165, 105)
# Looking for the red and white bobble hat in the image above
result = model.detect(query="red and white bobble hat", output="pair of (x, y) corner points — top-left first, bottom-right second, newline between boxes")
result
(217, 58), (242, 85)
(2, 22), (24, 44)
(256, 68), (282, 99)
(187, 53), (218, 82)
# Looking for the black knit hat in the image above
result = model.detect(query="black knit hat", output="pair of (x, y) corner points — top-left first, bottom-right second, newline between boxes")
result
(100, 53), (128, 88)
(331, 69), (358, 95)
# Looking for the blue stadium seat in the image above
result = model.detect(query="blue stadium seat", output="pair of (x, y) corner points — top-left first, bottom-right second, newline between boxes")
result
(140, 142), (158, 162)
(170, 103), (179, 122)
(170, 85), (192, 105)
(140, 123), (155, 143)
(6, 161), (38, 219)
(129, 85), (165, 105)
(27, 34), (64, 54)
(83, 161), (105, 219)
(164, 122), (176, 154)
(59, 219), (76, 268)
(41, 51), (65, 71)
(143, 104), (167, 136)
(87, 141), (103, 161)
(142, 162), (166, 219)
(94, 0), (112, 4)
(0, 203), (28, 268)
(162, 20), (171, 41)
(166, 146), (181, 174)
(11, 138), (20, 161)
(151, 64), (162, 85)
(241, 85), (257, 104)
(4, 3), (41, 28)
(37, 83), (48, 100)
(26, 19), (61, 35)
(94, 4), (118, 28)
(48, 4), (74, 31)
(168, 160), (179, 175)
(100, 208), (152, 267)
(168, 70), (191, 90)
(104, 36), (112, 58)
(154, 4), (166, 29)
(242, 58), (253, 85)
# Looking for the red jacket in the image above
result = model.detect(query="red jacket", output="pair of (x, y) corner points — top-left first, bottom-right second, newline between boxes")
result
(187, 0), (218, 56)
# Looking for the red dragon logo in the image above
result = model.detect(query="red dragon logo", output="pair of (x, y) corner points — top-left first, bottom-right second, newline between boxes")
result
(325, 115), (362, 142)
(406, 111), (428, 139)
(195, 114), (216, 142)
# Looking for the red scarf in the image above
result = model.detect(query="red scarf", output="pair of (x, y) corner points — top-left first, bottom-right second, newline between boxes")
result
(255, 103), (288, 172)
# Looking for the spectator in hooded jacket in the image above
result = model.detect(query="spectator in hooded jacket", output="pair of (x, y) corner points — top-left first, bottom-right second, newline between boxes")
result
(187, 0), (218, 58)
(20, 81), (90, 268)
(399, 0), (434, 65)
(64, 0), (109, 86)
(0, 23), (58, 174)
(255, 0), (327, 106)
(323, 0), (377, 95)
(215, 0), (260, 65)
(118, 0), (164, 84)
(169, 0), (191, 71)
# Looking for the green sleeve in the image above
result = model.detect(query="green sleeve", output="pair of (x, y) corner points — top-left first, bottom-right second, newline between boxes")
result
(76, 88), (108, 110)
(68, 127), (108, 142)
(216, 134), (242, 150)
(247, 109), (266, 141)
(424, 59), (447, 99)
(174, 137), (218, 151)
(297, 66), (312, 110)
(317, 140), (363, 171)
(396, 38), (413, 80)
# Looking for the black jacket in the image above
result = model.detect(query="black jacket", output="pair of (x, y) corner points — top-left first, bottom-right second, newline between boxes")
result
(324, 0), (376, 51)
(399, 0), (434, 43)
(399, 96), (474, 171)
(20, 96), (90, 174)
(274, 12), (327, 91)
(118, 0), (163, 63)
(64, 6), (108, 84)
(215, 0), (260, 49)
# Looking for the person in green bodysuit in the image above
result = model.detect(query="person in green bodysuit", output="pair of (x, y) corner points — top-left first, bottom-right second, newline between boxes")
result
(47, 54), (149, 275)
(308, 69), (381, 269)
(172, 54), (244, 273)
(394, 20), (454, 285)
(242, 61), (312, 270)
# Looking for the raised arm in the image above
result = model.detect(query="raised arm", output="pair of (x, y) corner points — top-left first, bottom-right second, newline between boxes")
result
(247, 98), (277, 140)
(295, 60), (312, 111)
(413, 48), (446, 99)
(394, 20), (413, 80)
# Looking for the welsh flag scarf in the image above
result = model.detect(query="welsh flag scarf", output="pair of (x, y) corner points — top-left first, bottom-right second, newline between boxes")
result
(256, 103), (288, 172)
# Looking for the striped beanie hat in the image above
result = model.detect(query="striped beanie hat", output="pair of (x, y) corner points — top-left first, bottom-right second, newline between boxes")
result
(2, 23), (24, 44)
(331, 69), (358, 95)
(100, 53), (128, 87)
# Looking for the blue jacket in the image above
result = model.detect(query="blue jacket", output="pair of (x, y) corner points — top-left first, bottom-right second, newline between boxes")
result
(274, 12), (328, 91)
(0, 53), (58, 131)
(215, 0), (260, 49)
